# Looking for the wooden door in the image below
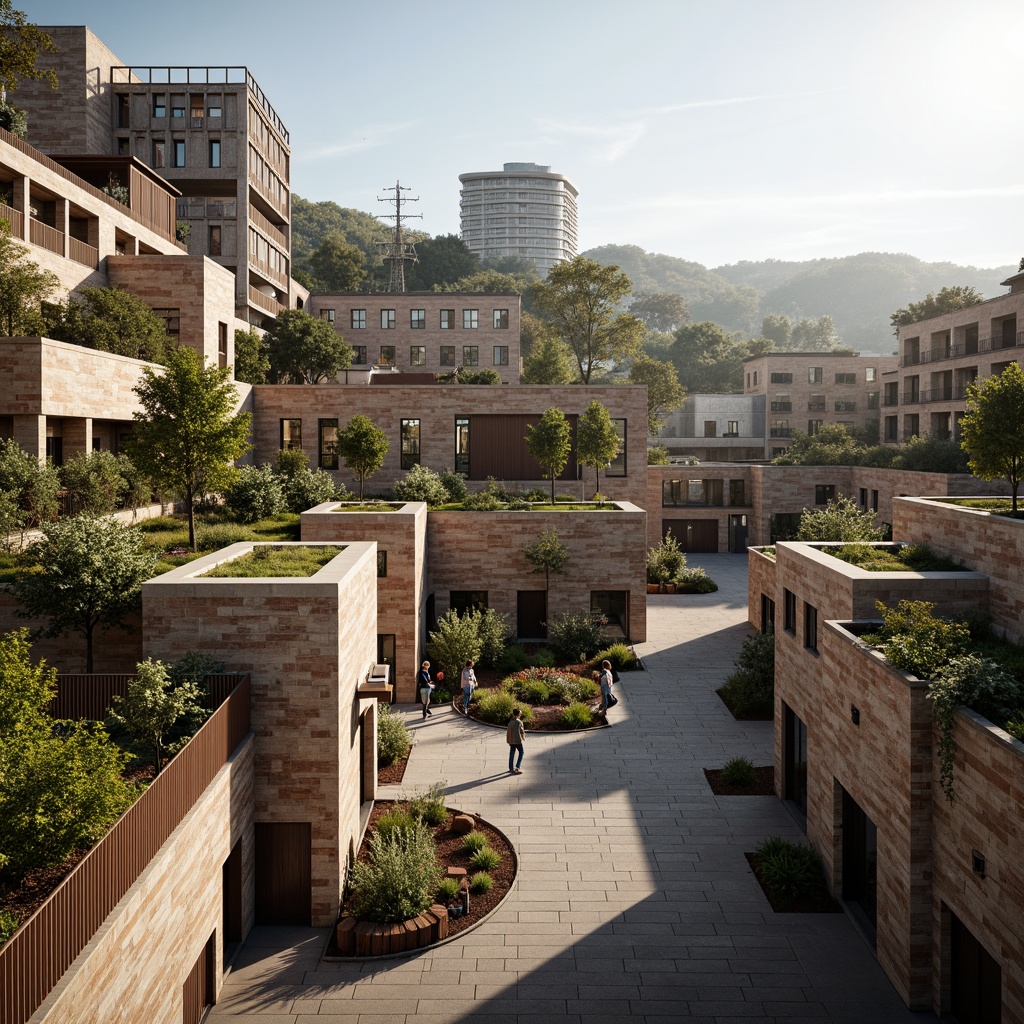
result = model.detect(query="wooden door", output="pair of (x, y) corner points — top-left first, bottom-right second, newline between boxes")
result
(254, 822), (312, 925)
(517, 590), (547, 639)
(182, 933), (215, 1024)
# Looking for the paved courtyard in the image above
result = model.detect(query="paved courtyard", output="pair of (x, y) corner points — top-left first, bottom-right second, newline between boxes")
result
(212, 554), (932, 1023)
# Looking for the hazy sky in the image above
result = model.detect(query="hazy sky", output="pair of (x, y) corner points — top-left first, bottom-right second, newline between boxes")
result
(25, 0), (1024, 269)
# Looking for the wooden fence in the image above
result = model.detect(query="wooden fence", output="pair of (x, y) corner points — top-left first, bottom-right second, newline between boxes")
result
(49, 672), (246, 721)
(0, 676), (251, 1024)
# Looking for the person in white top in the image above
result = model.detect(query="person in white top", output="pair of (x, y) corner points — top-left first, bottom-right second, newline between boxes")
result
(460, 660), (477, 713)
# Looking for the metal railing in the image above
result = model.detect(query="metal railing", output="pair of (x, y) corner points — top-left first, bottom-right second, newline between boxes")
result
(176, 198), (237, 219)
(902, 392), (920, 404)
(769, 427), (793, 438)
(249, 254), (288, 288)
(920, 387), (954, 403)
(834, 401), (857, 412)
(0, 676), (251, 1024)
(769, 402), (792, 412)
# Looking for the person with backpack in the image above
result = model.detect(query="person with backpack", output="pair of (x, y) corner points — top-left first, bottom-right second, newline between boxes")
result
(506, 707), (525, 774)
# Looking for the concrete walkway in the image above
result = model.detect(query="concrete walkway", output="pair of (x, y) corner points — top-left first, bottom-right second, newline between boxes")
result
(211, 554), (932, 1023)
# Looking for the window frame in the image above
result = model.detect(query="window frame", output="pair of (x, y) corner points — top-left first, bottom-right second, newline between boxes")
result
(410, 308), (425, 330)
(815, 484), (836, 505)
(172, 139), (185, 167)
(463, 345), (479, 366)
(318, 418), (339, 470)
(400, 418), (421, 471)
(280, 418), (302, 452)
(808, 366), (823, 384)
(350, 309), (366, 329)
(380, 309), (396, 330)
(455, 417), (469, 476)
(440, 309), (455, 329)
(783, 588), (796, 633)
(409, 345), (426, 366)
(463, 309), (479, 330)
(209, 138), (221, 167)
(804, 601), (818, 653)
(493, 345), (509, 366)
(351, 345), (367, 365)
(440, 345), (457, 367)
(379, 345), (396, 366)
(605, 419), (626, 477)
(493, 308), (509, 329)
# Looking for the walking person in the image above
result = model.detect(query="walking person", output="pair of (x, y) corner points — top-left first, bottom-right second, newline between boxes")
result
(599, 659), (616, 716)
(506, 707), (525, 774)
(460, 659), (477, 714)
(418, 660), (435, 719)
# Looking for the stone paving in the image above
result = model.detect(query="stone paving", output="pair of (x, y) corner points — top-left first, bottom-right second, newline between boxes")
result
(211, 554), (933, 1023)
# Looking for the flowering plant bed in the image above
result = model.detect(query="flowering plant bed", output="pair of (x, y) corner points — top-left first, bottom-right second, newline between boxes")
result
(466, 667), (608, 730)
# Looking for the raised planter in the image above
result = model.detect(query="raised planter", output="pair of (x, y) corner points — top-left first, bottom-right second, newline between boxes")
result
(336, 904), (448, 956)
(646, 582), (677, 594)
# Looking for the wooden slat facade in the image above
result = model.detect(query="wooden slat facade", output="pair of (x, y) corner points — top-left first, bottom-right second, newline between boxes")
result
(469, 414), (578, 481)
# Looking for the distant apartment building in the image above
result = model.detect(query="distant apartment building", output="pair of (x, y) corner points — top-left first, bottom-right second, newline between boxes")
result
(892, 271), (1024, 444)
(459, 162), (578, 275)
(654, 394), (766, 462)
(743, 352), (897, 457)
(15, 26), (293, 327)
(307, 293), (522, 383)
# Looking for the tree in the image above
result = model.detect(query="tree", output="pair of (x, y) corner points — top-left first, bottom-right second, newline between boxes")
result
(629, 354), (686, 434)
(960, 361), (1024, 512)
(337, 414), (388, 499)
(761, 313), (792, 348)
(790, 314), (841, 352)
(15, 515), (156, 672)
(533, 257), (644, 383)
(0, 436), (59, 540)
(629, 293), (690, 333)
(440, 268), (535, 295)
(0, 2), (56, 97)
(59, 450), (127, 515)
(43, 287), (172, 361)
(307, 231), (366, 291)
(890, 285), (985, 335)
(773, 424), (863, 466)
(266, 309), (352, 384)
(525, 407), (572, 503)
(576, 400), (621, 497)
(522, 331), (576, 385)
(405, 234), (480, 290)
(670, 321), (744, 393)
(523, 528), (568, 591)
(0, 225), (58, 335)
(480, 254), (541, 279)
(647, 444), (670, 465)
(233, 326), (269, 384)
(109, 659), (203, 774)
(795, 496), (886, 542)
(126, 347), (252, 549)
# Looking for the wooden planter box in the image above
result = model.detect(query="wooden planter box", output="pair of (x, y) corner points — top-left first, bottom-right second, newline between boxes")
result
(335, 903), (449, 956)
(646, 583), (677, 594)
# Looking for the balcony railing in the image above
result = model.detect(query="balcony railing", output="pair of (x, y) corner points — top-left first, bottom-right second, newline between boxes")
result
(834, 401), (857, 412)
(900, 341), (984, 367)
(902, 392), (920, 404)
(29, 218), (63, 255)
(0, 201), (24, 238)
(920, 387), (954, 403)
(176, 198), (237, 219)
(247, 204), (288, 250)
(979, 332), (1024, 353)
(68, 236), (99, 269)
(249, 254), (288, 288)
(770, 402), (792, 412)
(769, 427), (793, 438)
(248, 285), (283, 315)
(882, 395), (899, 407)
(807, 401), (826, 412)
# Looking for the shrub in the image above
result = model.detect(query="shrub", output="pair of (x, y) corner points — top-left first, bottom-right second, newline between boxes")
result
(752, 836), (825, 909)
(721, 756), (757, 787)
(427, 609), (482, 681)
(407, 782), (448, 826)
(719, 631), (775, 717)
(495, 643), (529, 674)
(469, 846), (502, 871)
(676, 567), (719, 593)
(647, 530), (686, 585)
(283, 467), (344, 514)
(377, 705), (412, 767)
(875, 600), (970, 680)
(469, 871), (493, 894)
(374, 806), (417, 843)
(593, 643), (636, 671)
(507, 497), (529, 510)
(475, 689), (532, 724)
(224, 465), (285, 523)
(530, 648), (556, 668)
(140, 516), (182, 533)
(796, 495), (886, 543)
(393, 464), (448, 506)
(59, 451), (126, 515)
(440, 468), (468, 502)
(547, 611), (605, 664)
(557, 674), (599, 704)
(461, 491), (503, 511)
(647, 445), (670, 465)
(0, 909), (17, 945)
(477, 608), (512, 668)
(523, 681), (551, 705)
(554, 492), (576, 503)
(525, 488), (547, 502)
(459, 831), (488, 855)
(1006, 717), (1024, 743)
(196, 524), (254, 550)
(560, 702), (594, 729)
(502, 668), (597, 705)
(436, 878), (462, 903)
(350, 821), (441, 923)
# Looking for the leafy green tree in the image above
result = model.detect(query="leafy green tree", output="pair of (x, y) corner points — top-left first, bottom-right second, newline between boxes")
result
(43, 287), (173, 361)
(525, 407), (572, 503)
(480, 254), (541, 279)
(233, 326), (269, 384)
(795, 496), (886, 542)
(760, 313), (792, 347)
(791, 314), (841, 352)
(960, 361), (1024, 512)
(126, 347), (252, 549)
(896, 433), (969, 474)
(405, 234), (479, 290)
(440, 268), (535, 295)
(393, 464), (448, 506)
(890, 285), (985, 335)
(307, 230), (366, 291)
(629, 293), (690, 333)
(523, 527), (568, 591)
(109, 658), (204, 774)
(522, 331), (576, 385)
(59, 450), (126, 515)
(576, 400), (621, 497)
(533, 257), (644, 383)
(426, 608), (483, 682)
(647, 444), (670, 465)
(629, 354), (686, 434)
(0, 3), (56, 101)
(0, 436), (59, 539)
(266, 309), (352, 384)
(15, 515), (156, 672)
(773, 424), (863, 466)
(337, 414), (388, 499)
(0, 224), (58, 335)
(670, 321), (744, 393)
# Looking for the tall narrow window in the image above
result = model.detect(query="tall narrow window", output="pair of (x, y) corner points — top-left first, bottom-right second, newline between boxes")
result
(380, 309), (395, 329)
(401, 419), (421, 470)
(804, 602), (818, 653)
(318, 419), (339, 470)
(493, 345), (509, 366)
(209, 139), (221, 167)
(463, 309), (478, 329)
(218, 322), (228, 369)
(440, 309), (454, 329)
(410, 308), (425, 329)
(783, 589), (796, 633)
(116, 93), (129, 127)
(410, 346), (426, 366)
(173, 139), (185, 167)
(152, 94), (166, 117)
(606, 419), (627, 476)
(455, 417), (470, 476)
(280, 418), (301, 451)
(440, 345), (456, 366)
(729, 479), (745, 505)
(208, 225), (221, 256)
(152, 140), (165, 168)
(761, 594), (775, 633)
(784, 704), (808, 819)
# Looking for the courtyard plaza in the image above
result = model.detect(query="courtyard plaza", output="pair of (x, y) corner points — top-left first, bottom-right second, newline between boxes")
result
(210, 554), (930, 1023)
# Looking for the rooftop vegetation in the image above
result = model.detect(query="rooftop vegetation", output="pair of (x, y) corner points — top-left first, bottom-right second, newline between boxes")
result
(826, 543), (965, 573)
(201, 545), (342, 578)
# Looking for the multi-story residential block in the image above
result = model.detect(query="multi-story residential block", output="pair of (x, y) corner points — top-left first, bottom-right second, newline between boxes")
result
(15, 26), (293, 326)
(307, 292), (522, 382)
(892, 271), (1024, 444)
(459, 162), (578, 275)
(743, 351), (897, 457)
(653, 393), (766, 462)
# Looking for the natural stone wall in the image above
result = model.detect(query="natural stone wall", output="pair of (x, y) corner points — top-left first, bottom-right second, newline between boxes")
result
(746, 547), (776, 631)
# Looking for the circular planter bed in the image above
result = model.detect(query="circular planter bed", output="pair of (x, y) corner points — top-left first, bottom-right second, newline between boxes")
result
(328, 800), (516, 959)
(464, 668), (612, 731)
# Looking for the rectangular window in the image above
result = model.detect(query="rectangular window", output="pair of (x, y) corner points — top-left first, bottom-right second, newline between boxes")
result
(410, 308), (425, 329)
(116, 93), (129, 127)
(450, 590), (488, 615)
(866, 367), (876, 382)
(591, 590), (629, 638)
(400, 418), (421, 470)
(704, 420), (717, 437)
(783, 588), (796, 633)
(318, 418), (339, 470)
(835, 372), (856, 384)
(784, 704), (808, 818)
(116, 137), (129, 155)
(379, 345), (395, 365)
(808, 366), (823, 384)
(808, 420), (823, 435)
(455, 417), (470, 476)
(804, 602), (818, 652)
(463, 309), (479, 329)
(493, 345), (509, 366)
(815, 484), (836, 505)
(153, 94), (166, 117)
(351, 309), (366, 329)
(218, 322), (228, 369)
(860, 487), (868, 508)
(867, 391), (879, 409)
(209, 139), (221, 167)
(190, 97), (204, 119)
(410, 346), (426, 366)
(320, 308), (335, 322)
(729, 479), (745, 505)
(173, 139), (185, 167)
(280, 418), (301, 451)
(377, 551), (387, 578)
(171, 95), (186, 117)
(463, 345), (479, 366)
(808, 393), (826, 411)
(151, 308), (180, 341)
(493, 308), (509, 329)
(770, 372), (793, 384)
(208, 225), (221, 256)
(207, 101), (222, 118)
(440, 345), (457, 366)
(606, 419), (626, 477)
(726, 420), (739, 436)
(152, 140), (165, 167)
(351, 345), (367, 364)
(380, 309), (395, 329)
(440, 309), (455, 329)
(884, 416), (898, 441)
(761, 594), (775, 634)
(871, 489), (879, 512)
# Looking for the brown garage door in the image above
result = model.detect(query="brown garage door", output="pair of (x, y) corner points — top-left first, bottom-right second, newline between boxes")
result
(663, 519), (719, 553)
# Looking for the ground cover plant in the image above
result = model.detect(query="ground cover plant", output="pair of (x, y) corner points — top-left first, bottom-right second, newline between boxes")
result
(827, 543), (965, 573)
(200, 544), (342, 578)
(718, 630), (775, 719)
(748, 836), (836, 912)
